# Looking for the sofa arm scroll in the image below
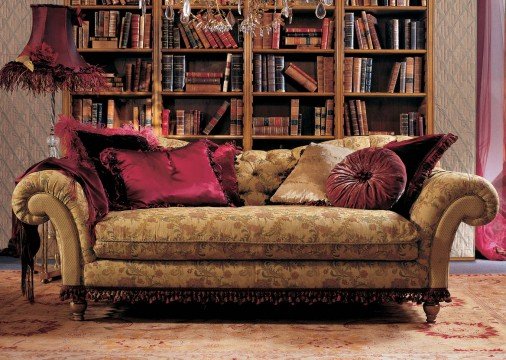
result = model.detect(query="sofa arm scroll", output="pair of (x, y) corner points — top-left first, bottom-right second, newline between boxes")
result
(12, 170), (97, 285)
(410, 170), (499, 287)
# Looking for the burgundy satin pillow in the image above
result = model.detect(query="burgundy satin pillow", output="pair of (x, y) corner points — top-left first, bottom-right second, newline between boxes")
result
(205, 140), (244, 207)
(384, 133), (458, 217)
(326, 148), (407, 210)
(100, 141), (229, 208)
(54, 115), (159, 208)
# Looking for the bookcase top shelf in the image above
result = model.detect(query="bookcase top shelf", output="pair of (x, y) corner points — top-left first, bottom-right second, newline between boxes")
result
(253, 92), (335, 97)
(78, 49), (153, 54)
(344, 93), (427, 98)
(253, 49), (335, 54)
(344, 49), (427, 55)
(162, 49), (244, 54)
(253, 135), (335, 140)
(71, 5), (153, 10)
(72, 92), (153, 97)
(162, 92), (244, 97)
(344, 6), (426, 13)
(165, 135), (243, 140)
(264, 5), (336, 11)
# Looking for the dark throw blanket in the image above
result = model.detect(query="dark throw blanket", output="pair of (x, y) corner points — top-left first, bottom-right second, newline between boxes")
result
(3, 157), (108, 302)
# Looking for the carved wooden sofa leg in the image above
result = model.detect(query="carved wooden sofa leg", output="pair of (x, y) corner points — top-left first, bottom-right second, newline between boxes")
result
(70, 300), (87, 321)
(423, 302), (440, 323)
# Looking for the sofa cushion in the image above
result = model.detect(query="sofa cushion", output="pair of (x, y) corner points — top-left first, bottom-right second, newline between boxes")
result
(93, 206), (420, 261)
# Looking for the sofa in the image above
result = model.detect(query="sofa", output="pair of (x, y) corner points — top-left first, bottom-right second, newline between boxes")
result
(11, 135), (499, 323)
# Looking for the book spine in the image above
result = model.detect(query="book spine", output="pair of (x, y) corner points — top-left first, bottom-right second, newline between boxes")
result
(230, 98), (237, 135)
(177, 23), (191, 48)
(365, 57), (373, 92)
(186, 77), (222, 85)
(321, 18), (330, 50)
(355, 99), (364, 135)
(173, 55), (186, 91)
(392, 19), (399, 50)
(352, 57), (361, 92)
(361, 11), (374, 50)
(139, 15), (145, 48)
(133, 58), (142, 92)
(290, 99), (299, 136)
(324, 56), (334, 93)
(267, 55), (276, 92)
(284, 38), (322, 46)
(144, 14), (152, 48)
(343, 57), (353, 93)
(360, 58), (367, 92)
(253, 54), (262, 92)
(399, 61), (406, 93)
(222, 54), (232, 92)
(360, 100), (369, 135)
(185, 84), (221, 92)
(107, 99), (115, 128)
(405, 57), (414, 93)
(203, 100), (230, 135)
(274, 56), (285, 92)
(408, 112), (415, 136)
(355, 19), (368, 49)
(121, 12), (132, 48)
(262, 13), (273, 49)
(314, 107), (321, 136)
(173, 27), (180, 49)
(325, 99), (334, 136)
(97, 103), (103, 127)
(404, 19), (411, 50)
(193, 21), (211, 49)
(145, 99), (152, 127)
(417, 114), (425, 136)
(131, 14), (140, 49)
(400, 113), (409, 135)
(162, 55), (173, 91)
(176, 110), (185, 135)
(188, 22), (203, 48)
(366, 14), (381, 49)
(284, 64), (317, 92)
(231, 55), (243, 92)
(271, 14), (282, 49)
(413, 56), (422, 93)
(186, 72), (223, 78)
(236, 99), (243, 136)
(317, 56), (324, 93)
(344, 13), (355, 49)
(348, 100), (360, 135)
(387, 62), (401, 93)
(410, 21), (417, 50)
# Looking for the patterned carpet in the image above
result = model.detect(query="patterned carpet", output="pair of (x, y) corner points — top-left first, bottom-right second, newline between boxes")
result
(0, 272), (504, 359)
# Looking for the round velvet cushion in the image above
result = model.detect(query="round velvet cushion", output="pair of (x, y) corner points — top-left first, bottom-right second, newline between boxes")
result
(326, 148), (407, 210)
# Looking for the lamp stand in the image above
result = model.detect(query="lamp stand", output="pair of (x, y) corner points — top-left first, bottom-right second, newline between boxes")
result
(34, 91), (61, 283)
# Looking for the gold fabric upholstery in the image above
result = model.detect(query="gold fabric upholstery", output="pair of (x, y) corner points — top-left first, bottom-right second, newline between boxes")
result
(84, 260), (428, 289)
(93, 206), (419, 261)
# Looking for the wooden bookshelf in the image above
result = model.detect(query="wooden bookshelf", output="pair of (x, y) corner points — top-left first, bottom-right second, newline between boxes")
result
(64, 0), (433, 150)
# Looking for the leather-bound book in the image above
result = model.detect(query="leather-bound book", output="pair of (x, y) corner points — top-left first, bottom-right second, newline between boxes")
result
(284, 63), (317, 92)
(107, 100), (115, 129)
(360, 100), (369, 135)
(222, 53), (233, 92)
(261, 55), (268, 91)
(344, 13), (355, 49)
(324, 56), (334, 93)
(267, 55), (276, 92)
(365, 57), (373, 92)
(290, 99), (299, 136)
(120, 12), (132, 48)
(361, 12), (373, 49)
(176, 110), (185, 135)
(173, 55), (186, 91)
(125, 62), (133, 91)
(366, 14), (381, 49)
(355, 99), (364, 135)
(185, 84), (221, 92)
(321, 18), (330, 49)
(413, 56), (423, 93)
(348, 100), (360, 135)
(253, 54), (262, 92)
(387, 62), (401, 93)
(271, 13), (282, 49)
(131, 14), (140, 48)
(343, 57), (353, 93)
(399, 61), (406, 93)
(177, 23), (191, 48)
(354, 19), (368, 49)
(404, 19), (411, 49)
(230, 98), (237, 135)
(230, 55), (243, 92)
(316, 56), (324, 93)
(236, 99), (244, 135)
(72, 99), (83, 122)
(144, 13), (152, 48)
(352, 57), (361, 92)
(360, 57), (367, 92)
(161, 55), (173, 91)
(343, 101), (352, 136)
(203, 101), (230, 135)
(274, 56), (285, 92)
(262, 13), (273, 49)
(405, 57), (414, 93)
(161, 109), (170, 136)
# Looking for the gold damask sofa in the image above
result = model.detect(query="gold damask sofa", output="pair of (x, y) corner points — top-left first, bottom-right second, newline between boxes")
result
(12, 135), (498, 322)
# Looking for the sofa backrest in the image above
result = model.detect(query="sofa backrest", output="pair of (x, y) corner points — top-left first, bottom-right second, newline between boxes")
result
(159, 135), (412, 206)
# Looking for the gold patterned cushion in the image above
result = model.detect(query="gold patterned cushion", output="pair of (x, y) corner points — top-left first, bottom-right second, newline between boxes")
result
(270, 143), (353, 204)
(93, 206), (419, 261)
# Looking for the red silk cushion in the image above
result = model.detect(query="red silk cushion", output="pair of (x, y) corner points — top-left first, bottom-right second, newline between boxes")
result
(100, 141), (229, 208)
(326, 148), (407, 210)
(54, 115), (159, 208)
(205, 140), (244, 206)
(384, 133), (458, 217)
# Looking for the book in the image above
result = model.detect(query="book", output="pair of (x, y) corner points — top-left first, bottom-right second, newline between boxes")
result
(325, 99), (334, 136)
(314, 107), (321, 135)
(323, 57), (335, 93)
(230, 55), (243, 92)
(344, 13), (355, 49)
(162, 55), (173, 91)
(348, 100), (360, 135)
(274, 56), (285, 92)
(230, 98), (237, 135)
(236, 99), (244, 136)
(399, 61), (407, 93)
(290, 99), (299, 136)
(284, 63), (317, 92)
(253, 54), (262, 92)
(120, 12), (132, 49)
(321, 18), (330, 50)
(360, 58), (367, 92)
(343, 102), (351, 136)
(222, 53), (233, 92)
(352, 57), (362, 92)
(271, 13), (282, 49)
(344, 57), (353, 93)
(173, 55), (186, 91)
(176, 109), (185, 135)
(316, 56), (324, 93)
(361, 11), (373, 50)
(387, 62), (401, 93)
(203, 100), (230, 135)
(267, 54), (276, 92)
(405, 57), (414, 93)
(360, 100), (369, 135)
(107, 99), (114, 129)
(366, 14), (381, 49)
(414, 56), (423, 93)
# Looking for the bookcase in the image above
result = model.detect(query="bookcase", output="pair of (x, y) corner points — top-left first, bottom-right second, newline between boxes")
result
(63, 0), (433, 151)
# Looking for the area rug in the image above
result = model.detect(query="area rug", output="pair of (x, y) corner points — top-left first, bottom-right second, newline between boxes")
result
(0, 272), (504, 359)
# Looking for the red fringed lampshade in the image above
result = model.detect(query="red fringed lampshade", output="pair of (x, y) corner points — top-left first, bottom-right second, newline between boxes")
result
(0, 5), (106, 94)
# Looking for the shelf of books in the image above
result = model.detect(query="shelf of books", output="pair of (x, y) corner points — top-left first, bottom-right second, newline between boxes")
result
(339, 0), (432, 138)
(63, 0), (433, 150)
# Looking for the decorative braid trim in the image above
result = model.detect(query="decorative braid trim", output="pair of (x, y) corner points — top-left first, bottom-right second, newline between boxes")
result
(60, 286), (452, 306)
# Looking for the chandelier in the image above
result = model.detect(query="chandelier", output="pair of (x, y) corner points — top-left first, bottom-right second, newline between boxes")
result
(163, 0), (333, 35)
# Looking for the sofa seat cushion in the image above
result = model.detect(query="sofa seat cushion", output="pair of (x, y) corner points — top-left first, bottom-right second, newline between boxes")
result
(93, 206), (420, 261)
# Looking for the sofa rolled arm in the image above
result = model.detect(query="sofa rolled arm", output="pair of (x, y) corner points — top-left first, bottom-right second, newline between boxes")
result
(12, 170), (97, 286)
(410, 170), (499, 288)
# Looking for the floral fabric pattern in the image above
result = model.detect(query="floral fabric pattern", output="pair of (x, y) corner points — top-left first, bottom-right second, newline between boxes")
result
(84, 259), (428, 289)
(94, 206), (419, 261)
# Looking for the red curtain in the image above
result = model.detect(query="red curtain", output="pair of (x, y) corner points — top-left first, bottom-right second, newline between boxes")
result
(476, 0), (505, 260)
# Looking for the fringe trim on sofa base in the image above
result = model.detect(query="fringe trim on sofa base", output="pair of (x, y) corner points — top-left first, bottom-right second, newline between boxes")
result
(60, 287), (452, 306)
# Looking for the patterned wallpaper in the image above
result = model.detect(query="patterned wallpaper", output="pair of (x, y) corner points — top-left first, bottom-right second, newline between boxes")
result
(434, 0), (477, 258)
(0, 1), (478, 258)
(0, 0), (63, 249)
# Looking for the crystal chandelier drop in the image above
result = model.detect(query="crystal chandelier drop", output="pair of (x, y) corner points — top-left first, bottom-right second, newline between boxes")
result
(165, 0), (331, 35)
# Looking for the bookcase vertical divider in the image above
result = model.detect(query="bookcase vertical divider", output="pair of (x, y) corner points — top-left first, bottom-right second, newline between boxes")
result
(243, 0), (253, 151)
(152, 0), (162, 135)
(335, 1), (344, 139)
(426, 0), (433, 134)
